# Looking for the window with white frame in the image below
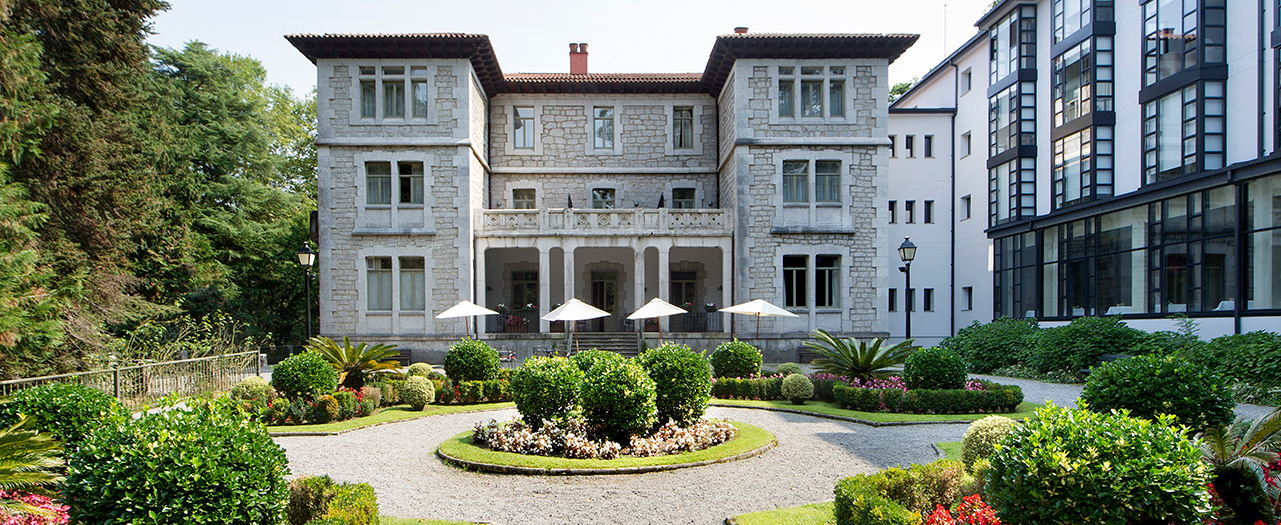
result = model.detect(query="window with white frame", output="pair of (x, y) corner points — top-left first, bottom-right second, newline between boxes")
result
(673, 106), (693, 149)
(961, 195), (972, 220)
(777, 64), (848, 119)
(783, 255), (807, 308)
(889, 288), (898, 312)
(513, 189), (536, 209)
(592, 188), (615, 209)
(889, 135), (897, 158)
(924, 288), (935, 311)
(513, 107), (535, 149)
(593, 107), (614, 149)
(399, 257), (425, 311)
(889, 200), (897, 223)
(924, 200), (934, 224)
(963, 286), (973, 311)
(816, 255), (840, 308)
(356, 65), (422, 122)
(924, 135), (934, 158)
(672, 188), (696, 209)
(367, 257), (393, 311)
(905, 200), (916, 223)
(905, 135), (915, 158)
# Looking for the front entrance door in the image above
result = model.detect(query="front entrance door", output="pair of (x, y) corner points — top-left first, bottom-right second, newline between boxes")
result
(590, 271), (617, 331)
(670, 271), (697, 331)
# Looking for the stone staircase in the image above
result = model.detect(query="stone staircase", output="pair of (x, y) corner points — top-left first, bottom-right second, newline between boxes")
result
(571, 332), (640, 357)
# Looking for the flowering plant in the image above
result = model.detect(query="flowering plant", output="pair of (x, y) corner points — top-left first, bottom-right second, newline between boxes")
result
(849, 376), (908, 391)
(704, 303), (716, 312)
(0, 491), (68, 525)
(923, 495), (999, 525)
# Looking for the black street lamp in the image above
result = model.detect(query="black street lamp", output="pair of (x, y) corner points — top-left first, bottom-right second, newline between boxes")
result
(897, 237), (917, 340)
(296, 243), (316, 341)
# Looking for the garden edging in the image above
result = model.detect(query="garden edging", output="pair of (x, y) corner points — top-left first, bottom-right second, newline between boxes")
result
(708, 401), (979, 427)
(268, 405), (514, 437)
(435, 438), (777, 475)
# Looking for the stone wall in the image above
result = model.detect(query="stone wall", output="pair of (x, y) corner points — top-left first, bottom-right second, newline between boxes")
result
(488, 173), (719, 210)
(319, 59), (472, 140)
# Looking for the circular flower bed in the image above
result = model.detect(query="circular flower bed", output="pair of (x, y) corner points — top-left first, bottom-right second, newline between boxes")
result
(472, 417), (736, 460)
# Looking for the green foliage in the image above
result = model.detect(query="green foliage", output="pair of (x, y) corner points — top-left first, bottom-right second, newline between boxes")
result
(834, 459), (967, 525)
(0, 170), (64, 379)
(443, 339), (500, 382)
(570, 348), (625, 374)
(1183, 331), (1281, 391)
(806, 330), (918, 381)
(230, 376), (273, 401)
(399, 376), (436, 411)
(834, 475), (919, 525)
(310, 395), (339, 424)
(580, 359), (657, 443)
(960, 415), (1016, 470)
(0, 382), (126, 445)
(103, 311), (259, 367)
(0, 415), (64, 514)
(406, 363), (434, 378)
(319, 481), (378, 525)
(986, 403), (1210, 525)
(332, 390), (357, 420)
(709, 340), (762, 378)
(510, 357), (583, 428)
(902, 347), (967, 390)
(832, 382), (1023, 414)
(1028, 316), (1146, 374)
(1080, 354), (1235, 432)
(289, 475), (335, 525)
(775, 362), (803, 376)
(307, 336), (400, 389)
(1197, 409), (1281, 523)
(636, 343), (713, 426)
(711, 376), (784, 400)
(64, 397), (290, 524)
(940, 317), (1040, 374)
(888, 77), (918, 104)
(272, 351), (339, 400)
(781, 373), (814, 405)
(288, 475), (378, 525)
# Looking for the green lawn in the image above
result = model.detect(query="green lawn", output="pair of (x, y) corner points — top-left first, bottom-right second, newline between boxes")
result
(380, 517), (473, 525)
(437, 421), (773, 471)
(268, 402), (514, 434)
(733, 501), (834, 525)
(710, 399), (1042, 423)
(936, 441), (961, 461)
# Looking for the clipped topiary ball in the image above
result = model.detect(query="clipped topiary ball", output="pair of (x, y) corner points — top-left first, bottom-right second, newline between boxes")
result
(444, 339), (500, 382)
(271, 351), (339, 401)
(902, 347), (967, 390)
(570, 348), (626, 374)
(710, 340), (762, 378)
(399, 376), (436, 410)
(781, 373), (814, 405)
(1080, 354), (1235, 432)
(230, 376), (274, 402)
(636, 342), (713, 426)
(406, 362), (434, 378)
(580, 359), (657, 443)
(960, 415), (1016, 470)
(511, 357), (584, 428)
(776, 362), (803, 376)
(309, 395), (339, 424)
(0, 382), (126, 445)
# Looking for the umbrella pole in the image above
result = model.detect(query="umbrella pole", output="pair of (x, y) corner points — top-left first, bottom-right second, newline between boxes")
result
(756, 314), (761, 340)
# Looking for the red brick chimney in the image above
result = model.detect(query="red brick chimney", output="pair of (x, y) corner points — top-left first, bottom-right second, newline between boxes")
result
(570, 43), (588, 75)
(734, 27), (749, 34)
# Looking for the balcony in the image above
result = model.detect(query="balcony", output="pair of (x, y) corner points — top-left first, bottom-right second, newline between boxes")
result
(478, 208), (730, 237)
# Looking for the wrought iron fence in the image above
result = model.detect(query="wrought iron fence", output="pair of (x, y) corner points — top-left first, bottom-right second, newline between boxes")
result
(0, 351), (260, 410)
(669, 311), (724, 332)
(486, 310), (541, 333)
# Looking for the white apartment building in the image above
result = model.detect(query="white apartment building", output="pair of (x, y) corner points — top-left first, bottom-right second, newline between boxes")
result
(287, 31), (919, 362)
(888, 0), (1281, 344)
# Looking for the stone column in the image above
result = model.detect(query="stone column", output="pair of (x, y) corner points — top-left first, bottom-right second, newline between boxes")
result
(658, 243), (671, 333)
(476, 241), (487, 336)
(633, 241), (646, 333)
(564, 244), (576, 305)
(721, 240), (733, 335)
(539, 246), (551, 333)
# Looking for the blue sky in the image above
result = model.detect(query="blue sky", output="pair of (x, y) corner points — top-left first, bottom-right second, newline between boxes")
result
(148, 0), (993, 96)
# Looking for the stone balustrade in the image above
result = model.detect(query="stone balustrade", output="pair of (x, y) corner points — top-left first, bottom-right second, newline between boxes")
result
(479, 208), (730, 236)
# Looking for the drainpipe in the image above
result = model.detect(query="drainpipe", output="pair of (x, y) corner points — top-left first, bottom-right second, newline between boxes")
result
(1260, 0), (1268, 158)
(949, 62), (959, 338)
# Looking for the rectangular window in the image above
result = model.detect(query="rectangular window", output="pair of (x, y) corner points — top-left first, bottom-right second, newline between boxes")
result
(367, 257), (393, 311)
(829, 80), (845, 117)
(782, 160), (809, 203)
(360, 81), (376, 118)
(962, 132), (972, 157)
(1144, 86), (1197, 183)
(383, 79), (405, 118)
(905, 200), (916, 223)
(815, 160), (840, 203)
(366, 162), (392, 205)
(889, 200), (897, 224)
(672, 188), (696, 209)
(398, 162), (423, 205)
(673, 106), (694, 149)
(889, 288), (898, 312)
(924, 135), (934, 158)
(907, 287), (916, 312)
(889, 135), (897, 158)
(412, 80), (429, 118)
(399, 257), (425, 311)
(513, 189), (536, 209)
(779, 79), (795, 117)
(924, 200), (934, 224)
(801, 80), (823, 117)
(963, 286), (973, 310)
(961, 69), (972, 94)
(816, 255), (839, 308)
(513, 106), (535, 149)
(800, 66), (824, 75)
(592, 188), (615, 209)
(924, 288), (935, 312)
(593, 107), (614, 149)
(905, 135), (916, 157)
(961, 195), (972, 220)
(783, 255), (807, 308)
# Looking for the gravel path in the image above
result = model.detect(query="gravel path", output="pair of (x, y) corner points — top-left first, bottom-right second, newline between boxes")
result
(275, 406), (965, 525)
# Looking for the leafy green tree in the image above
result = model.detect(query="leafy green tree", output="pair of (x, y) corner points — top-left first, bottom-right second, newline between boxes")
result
(0, 167), (65, 377)
(889, 77), (918, 103)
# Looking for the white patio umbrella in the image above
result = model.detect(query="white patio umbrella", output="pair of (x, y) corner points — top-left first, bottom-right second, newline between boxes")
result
(719, 299), (800, 340)
(435, 300), (499, 339)
(626, 297), (688, 344)
(541, 298), (610, 353)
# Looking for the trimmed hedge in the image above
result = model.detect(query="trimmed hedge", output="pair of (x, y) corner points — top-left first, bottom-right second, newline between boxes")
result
(580, 359), (657, 443)
(510, 357), (583, 428)
(834, 476), (917, 525)
(0, 382), (126, 445)
(435, 378), (511, 405)
(940, 317), (1039, 374)
(399, 376), (436, 410)
(443, 339), (501, 382)
(709, 340), (762, 378)
(781, 374), (814, 404)
(1028, 316), (1147, 374)
(272, 351), (340, 400)
(711, 376), (783, 400)
(570, 348), (626, 374)
(832, 382), (1023, 414)
(1079, 354), (1234, 432)
(287, 475), (378, 525)
(636, 343), (713, 426)
(1182, 330), (1281, 391)
(902, 347), (966, 390)
(960, 415), (1016, 469)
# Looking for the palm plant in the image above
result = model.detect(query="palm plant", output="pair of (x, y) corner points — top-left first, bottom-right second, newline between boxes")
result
(0, 415), (64, 517)
(804, 329), (918, 381)
(1197, 407), (1281, 522)
(306, 336), (400, 389)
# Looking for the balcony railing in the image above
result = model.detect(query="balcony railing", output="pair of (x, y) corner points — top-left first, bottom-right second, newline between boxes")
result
(484, 311), (725, 334)
(479, 208), (729, 236)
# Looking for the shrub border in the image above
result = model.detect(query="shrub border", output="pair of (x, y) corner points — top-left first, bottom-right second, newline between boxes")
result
(708, 400), (1037, 427)
(435, 421), (776, 475)
(269, 404), (514, 437)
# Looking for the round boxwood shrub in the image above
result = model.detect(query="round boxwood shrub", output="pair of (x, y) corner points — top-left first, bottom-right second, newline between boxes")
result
(776, 362), (803, 376)
(986, 404), (1210, 525)
(580, 359), (657, 443)
(1028, 316), (1147, 374)
(230, 376), (274, 401)
(902, 347), (967, 390)
(406, 363), (434, 378)
(570, 348), (625, 374)
(64, 397), (289, 524)
(0, 382), (126, 445)
(1079, 354), (1234, 432)
(309, 394), (340, 423)
(510, 357), (584, 428)
(272, 351), (339, 400)
(443, 339), (500, 382)
(710, 340), (762, 378)
(781, 373), (814, 405)
(940, 317), (1040, 374)
(399, 376), (436, 410)
(960, 415), (1016, 470)
(636, 343), (713, 426)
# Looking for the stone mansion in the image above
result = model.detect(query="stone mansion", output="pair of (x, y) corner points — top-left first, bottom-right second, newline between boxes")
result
(287, 31), (918, 362)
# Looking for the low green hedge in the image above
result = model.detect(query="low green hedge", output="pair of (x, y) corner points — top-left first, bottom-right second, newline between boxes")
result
(832, 382), (1023, 414)
(434, 378), (511, 405)
(711, 376), (783, 400)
